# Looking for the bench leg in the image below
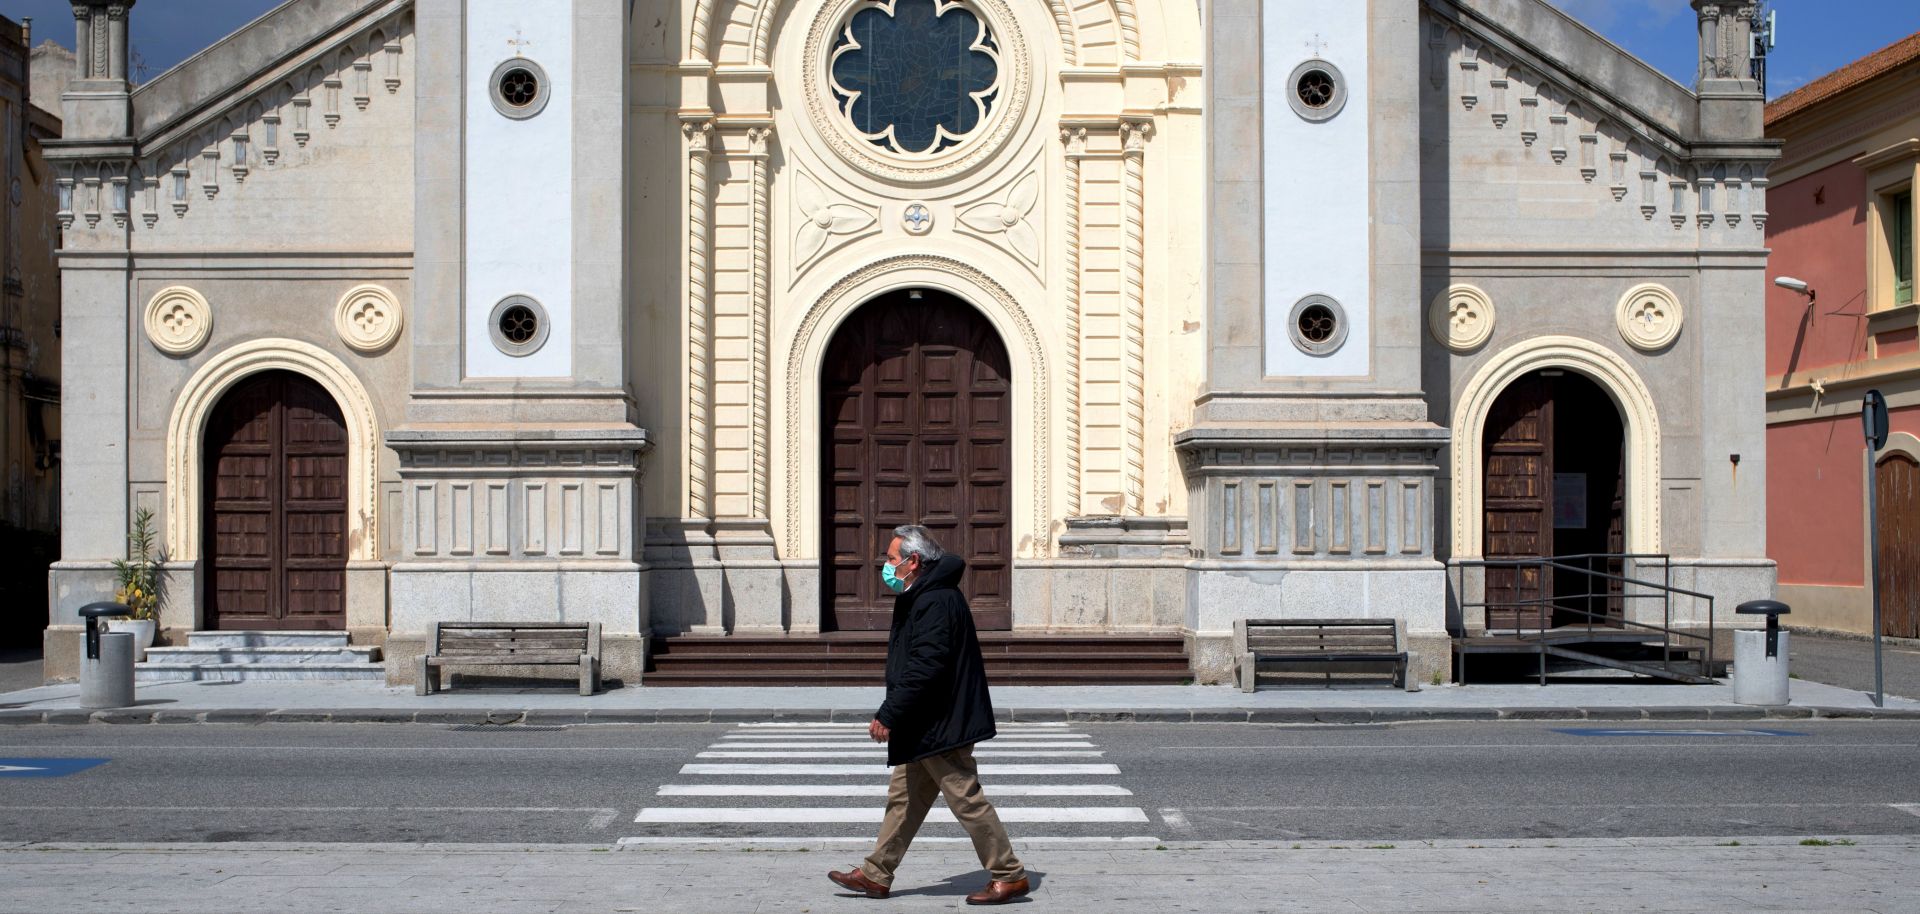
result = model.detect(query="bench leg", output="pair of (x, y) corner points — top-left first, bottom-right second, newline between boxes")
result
(579, 655), (599, 697)
(416, 655), (433, 696)
(1236, 652), (1255, 693)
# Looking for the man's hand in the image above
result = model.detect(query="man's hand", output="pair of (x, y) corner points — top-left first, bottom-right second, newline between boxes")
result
(869, 718), (890, 743)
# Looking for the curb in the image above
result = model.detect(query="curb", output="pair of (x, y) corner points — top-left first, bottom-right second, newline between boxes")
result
(1, 705), (1916, 725)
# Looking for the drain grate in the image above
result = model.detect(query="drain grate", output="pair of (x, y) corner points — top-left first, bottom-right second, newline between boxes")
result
(446, 724), (569, 732)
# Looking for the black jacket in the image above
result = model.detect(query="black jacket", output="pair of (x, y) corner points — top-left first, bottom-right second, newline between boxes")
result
(873, 553), (997, 766)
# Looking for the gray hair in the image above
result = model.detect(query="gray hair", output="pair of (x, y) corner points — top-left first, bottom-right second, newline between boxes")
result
(892, 525), (947, 563)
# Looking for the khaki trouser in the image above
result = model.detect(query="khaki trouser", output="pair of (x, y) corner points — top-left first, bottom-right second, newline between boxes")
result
(859, 744), (1025, 887)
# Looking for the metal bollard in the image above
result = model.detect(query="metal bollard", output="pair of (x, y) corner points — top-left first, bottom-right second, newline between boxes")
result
(1732, 600), (1791, 706)
(77, 602), (137, 710)
(80, 632), (136, 709)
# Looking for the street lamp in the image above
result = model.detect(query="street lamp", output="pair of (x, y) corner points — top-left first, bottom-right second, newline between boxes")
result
(1775, 276), (1817, 322)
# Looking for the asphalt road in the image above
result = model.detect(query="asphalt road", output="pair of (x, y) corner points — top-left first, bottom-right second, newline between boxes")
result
(3, 720), (1917, 846)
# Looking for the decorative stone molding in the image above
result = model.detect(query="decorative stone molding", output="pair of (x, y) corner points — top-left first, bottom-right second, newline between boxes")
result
(334, 284), (404, 353)
(489, 57), (551, 121)
(786, 255), (1051, 559)
(165, 339), (382, 563)
(143, 286), (213, 356)
(1428, 283), (1496, 352)
(902, 202), (933, 235)
(792, 170), (878, 269)
(956, 171), (1041, 265)
(801, 0), (1031, 183)
(1615, 282), (1684, 351)
(1449, 335), (1662, 560)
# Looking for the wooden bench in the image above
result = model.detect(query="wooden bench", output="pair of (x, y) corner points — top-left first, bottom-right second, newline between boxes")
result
(1234, 618), (1414, 692)
(417, 622), (601, 696)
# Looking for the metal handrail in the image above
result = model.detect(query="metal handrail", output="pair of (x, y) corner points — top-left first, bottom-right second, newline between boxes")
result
(1446, 552), (1718, 682)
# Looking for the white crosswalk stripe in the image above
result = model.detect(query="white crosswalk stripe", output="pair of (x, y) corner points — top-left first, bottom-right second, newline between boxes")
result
(625, 722), (1154, 844)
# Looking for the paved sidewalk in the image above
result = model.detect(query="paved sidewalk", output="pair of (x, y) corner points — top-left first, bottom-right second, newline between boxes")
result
(3, 676), (1918, 725)
(1, 836), (1913, 913)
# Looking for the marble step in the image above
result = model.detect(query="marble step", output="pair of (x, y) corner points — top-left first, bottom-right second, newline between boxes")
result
(185, 631), (351, 649)
(135, 662), (386, 683)
(143, 646), (381, 665)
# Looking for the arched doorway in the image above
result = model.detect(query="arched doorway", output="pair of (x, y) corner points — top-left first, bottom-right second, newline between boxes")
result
(1481, 369), (1625, 630)
(819, 289), (1013, 632)
(1877, 451), (1919, 639)
(202, 370), (350, 631)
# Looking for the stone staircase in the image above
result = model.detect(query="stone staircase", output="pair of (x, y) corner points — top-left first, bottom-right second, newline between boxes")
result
(136, 631), (384, 682)
(646, 632), (1193, 686)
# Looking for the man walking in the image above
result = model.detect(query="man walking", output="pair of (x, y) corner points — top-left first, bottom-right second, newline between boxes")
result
(827, 525), (1030, 905)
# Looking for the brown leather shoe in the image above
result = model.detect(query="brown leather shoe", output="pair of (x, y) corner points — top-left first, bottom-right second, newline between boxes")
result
(827, 866), (890, 899)
(965, 877), (1030, 905)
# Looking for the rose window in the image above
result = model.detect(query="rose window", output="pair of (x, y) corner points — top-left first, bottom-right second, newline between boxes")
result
(829, 0), (1001, 156)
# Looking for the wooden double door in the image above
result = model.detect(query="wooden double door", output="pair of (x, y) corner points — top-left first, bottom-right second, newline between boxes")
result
(820, 291), (1013, 632)
(203, 370), (349, 631)
(1481, 371), (1625, 630)
(1878, 452), (1920, 639)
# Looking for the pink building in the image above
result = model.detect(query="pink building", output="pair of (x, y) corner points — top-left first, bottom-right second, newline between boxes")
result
(1765, 32), (1920, 638)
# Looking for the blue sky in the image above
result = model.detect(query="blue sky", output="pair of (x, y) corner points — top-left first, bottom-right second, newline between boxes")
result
(5, 0), (1918, 101)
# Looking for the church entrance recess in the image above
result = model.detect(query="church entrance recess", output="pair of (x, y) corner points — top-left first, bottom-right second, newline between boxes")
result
(819, 289), (1013, 632)
(203, 370), (349, 631)
(1480, 370), (1626, 630)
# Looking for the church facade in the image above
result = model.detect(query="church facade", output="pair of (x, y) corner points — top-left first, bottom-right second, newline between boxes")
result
(42, 0), (1777, 684)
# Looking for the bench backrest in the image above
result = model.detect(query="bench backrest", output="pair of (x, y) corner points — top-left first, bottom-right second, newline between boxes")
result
(1238, 619), (1400, 654)
(432, 622), (599, 660)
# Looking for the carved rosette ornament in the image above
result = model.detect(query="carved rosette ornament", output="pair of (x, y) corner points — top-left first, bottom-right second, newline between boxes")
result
(1616, 283), (1684, 351)
(1428, 283), (1496, 352)
(143, 286), (213, 356)
(793, 171), (878, 266)
(334, 284), (404, 353)
(956, 172), (1040, 265)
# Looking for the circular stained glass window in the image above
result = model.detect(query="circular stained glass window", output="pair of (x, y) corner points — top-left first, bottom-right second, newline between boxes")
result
(828, 0), (1002, 157)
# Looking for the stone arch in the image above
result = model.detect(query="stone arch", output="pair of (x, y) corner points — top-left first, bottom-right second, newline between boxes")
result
(165, 338), (382, 563)
(781, 255), (1051, 562)
(1449, 335), (1662, 559)
(700, 0), (1132, 67)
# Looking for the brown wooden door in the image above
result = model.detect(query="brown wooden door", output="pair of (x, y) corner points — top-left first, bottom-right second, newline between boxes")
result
(1482, 374), (1552, 630)
(821, 291), (1012, 632)
(1877, 453), (1920, 639)
(204, 370), (349, 631)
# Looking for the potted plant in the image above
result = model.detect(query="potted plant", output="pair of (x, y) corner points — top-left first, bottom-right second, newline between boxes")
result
(109, 508), (166, 662)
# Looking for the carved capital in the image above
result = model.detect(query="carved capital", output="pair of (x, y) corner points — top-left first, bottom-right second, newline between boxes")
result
(1121, 119), (1154, 155)
(1060, 125), (1087, 158)
(682, 119), (714, 155)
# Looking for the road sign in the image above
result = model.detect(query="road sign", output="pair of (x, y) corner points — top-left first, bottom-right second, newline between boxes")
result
(0, 758), (110, 778)
(1864, 389), (1889, 452)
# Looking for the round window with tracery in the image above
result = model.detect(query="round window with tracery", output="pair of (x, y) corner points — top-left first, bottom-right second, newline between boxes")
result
(1288, 294), (1349, 355)
(488, 295), (551, 357)
(828, 0), (1001, 157)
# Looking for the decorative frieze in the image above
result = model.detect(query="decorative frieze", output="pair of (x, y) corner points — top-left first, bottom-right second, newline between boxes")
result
(1175, 433), (1445, 562)
(389, 430), (650, 563)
